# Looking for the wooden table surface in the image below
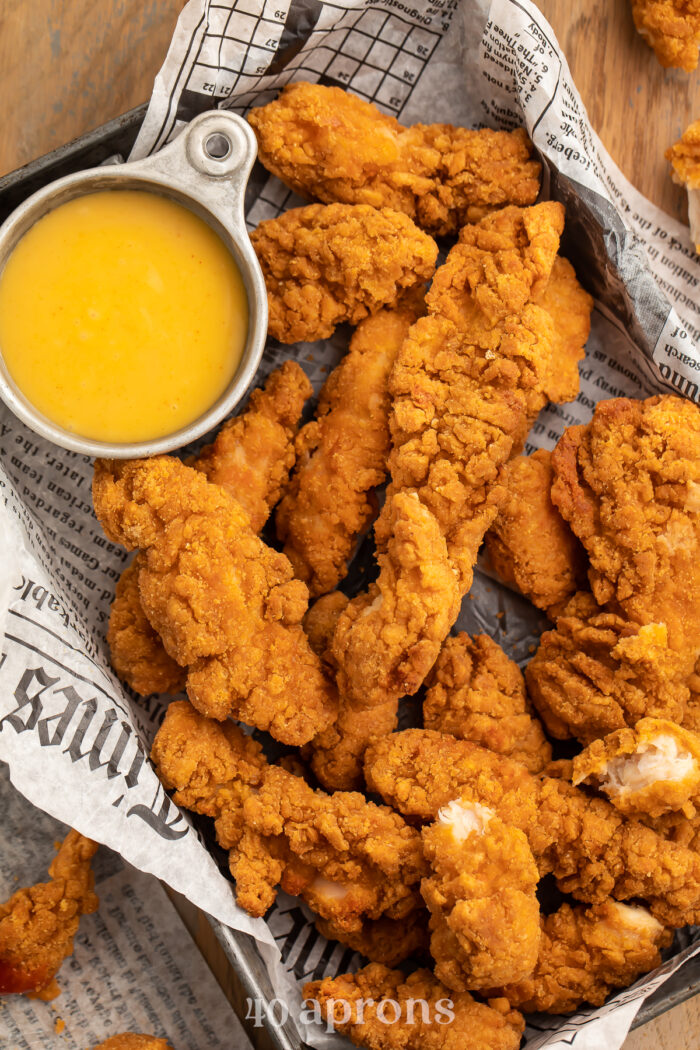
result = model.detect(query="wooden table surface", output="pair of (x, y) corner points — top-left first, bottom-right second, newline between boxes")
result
(1, 1), (699, 1047)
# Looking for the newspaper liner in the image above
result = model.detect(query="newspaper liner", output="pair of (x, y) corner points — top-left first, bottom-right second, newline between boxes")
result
(1, 0), (700, 1046)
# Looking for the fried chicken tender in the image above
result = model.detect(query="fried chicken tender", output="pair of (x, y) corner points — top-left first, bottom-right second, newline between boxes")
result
(423, 632), (551, 773)
(93, 1038), (173, 1050)
(152, 701), (425, 932)
(277, 293), (424, 596)
(248, 82), (541, 236)
(539, 256), (592, 405)
(365, 729), (700, 927)
(484, 451), (586, 616)
(250, 203), (437, 343)
(631, 0), (700, 70)
(93, 457), (336, 745)
(492, 900), (671, 1013)
(572, 717), (700, 819)
(303, 962), (525, 1050)
(551, 395), (700, 659)
(195, 360), (312, 532)
(666, 119), (700, 251)
(525, 592), (689, 743)
(330, 204), (566, 710)
(421, 800), (540, 990)
(0, 830), (98, 999)
(304, 592), (400, 791)
(106, 362), (311, 697)
(107, 558), (186, 696)
(314, 910), (430, 967)
(331, 492), (461, 709)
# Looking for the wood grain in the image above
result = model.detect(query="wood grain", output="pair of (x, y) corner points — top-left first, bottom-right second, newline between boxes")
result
(0, 0), (183, 176)
(538, 0), (700, 221)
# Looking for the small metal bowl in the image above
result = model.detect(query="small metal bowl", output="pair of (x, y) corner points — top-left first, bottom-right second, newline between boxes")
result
(0, 111), (267, 458)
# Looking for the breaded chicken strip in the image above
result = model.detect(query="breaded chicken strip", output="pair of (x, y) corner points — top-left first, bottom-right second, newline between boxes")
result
(248, 82), (541, 236)
(314, 910), (430, 967)
(573, 717), (700, 819)
(525, 592), (688, 743)
(631, 0), (700, 70)
(331, 204), (566, 710)
(667, 119), (700, 250)
(152, 702), (425, 932)
(421, 800), (540, 990)
(0, 830), (98, 999)
(552, 395), (700, 659)
(539, 256), (592, 406)
(303, 962), (525, 1050)
(93, 457), (336, 745)
(423, 632), (551, 773)
(277, 292), (424, 596)
(484, 451), (587, 616)
(331, 492), (461, 709)
(251, 203), (437, 343)
(304, 592), (400, 792)
(491, 900), (671, 1013)
(93, 1038), (173, 1050)
(107, 558), (186, 697)
(365, 729), (700, 926)
(195, 360), (312, 532)
(107, 362), (311, 697)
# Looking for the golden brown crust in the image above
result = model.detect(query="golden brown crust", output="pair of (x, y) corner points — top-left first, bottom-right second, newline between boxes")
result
(492, 900), (672, 1013)
(248, 81), (541, 236)
(423, 633), (551, 773)
(277, 293), (424, 597)
(303, 962), (525, 1050)
(92, 1037), (173, 1050)
(0, 830), (98, 998)
(314, 910), (430, 967)
(631, 0), (700, 70)
(484, 450), (587, 616)
(539, 256), (592, 406)
(667, 119), (700, 187)
(251, 203), (437, 343)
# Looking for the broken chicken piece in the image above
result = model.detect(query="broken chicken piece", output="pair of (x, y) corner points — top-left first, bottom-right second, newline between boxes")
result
(572, 717), (700, 819)
(421, 800), (540, 991)
(631, 0), (700, 71)
(0, 830), (98, 999)
(666, 119), (700, 251)
(250, 203), (437, 343)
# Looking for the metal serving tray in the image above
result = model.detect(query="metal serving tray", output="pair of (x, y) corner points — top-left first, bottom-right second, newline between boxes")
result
(1, 106), (699, 1049)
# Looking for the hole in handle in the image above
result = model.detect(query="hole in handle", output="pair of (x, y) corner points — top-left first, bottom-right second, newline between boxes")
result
(204, 133), (232, 160)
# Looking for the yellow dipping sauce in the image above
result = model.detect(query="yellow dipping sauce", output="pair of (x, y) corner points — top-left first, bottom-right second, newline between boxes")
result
(0, 190), (248, 443)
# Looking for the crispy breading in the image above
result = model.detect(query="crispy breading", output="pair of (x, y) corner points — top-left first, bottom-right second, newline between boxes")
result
(484, 450), (587, 616)
(0, 830), (98, 999)
(539, 256), (592, 405)
(423, 632), (551, 773)
(303, 592), (399, 791)
(92, 1038), (173, 1050)
(250, 203), (437, 343)
(572, 717), (700, 819)
(492, 900), (671, 1013)
(331, 492), (461, 709)
(551, 395), (700, 660)
(93, 457), (336, 745)
(303, 962), (525, 1050)
(421, 801), (540, 990)
(667, 119), (700, 186)
(330, 204), (567, 711)
(195, 360), (312, 532)
(525, 592), (689, 743)
(107, 558), (186, 696)
(152, 702), (426, 932)
(365, 728), (700, 927)
(277, 293), (424, 596)
(106, 363), (310, 697)
(248, 82), (541, 236)
(631, 0), (700, 70)
(314, 910), (430, 967)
